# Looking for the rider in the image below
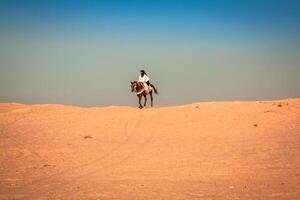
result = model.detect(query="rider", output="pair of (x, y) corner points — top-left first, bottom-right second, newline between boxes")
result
(138, 69), (150, 93)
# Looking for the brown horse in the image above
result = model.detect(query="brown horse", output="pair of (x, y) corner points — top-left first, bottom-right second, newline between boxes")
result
(130, 81), (158, 108)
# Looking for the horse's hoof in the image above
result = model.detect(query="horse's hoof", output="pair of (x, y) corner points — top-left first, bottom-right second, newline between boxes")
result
(139, 106), (143, 109)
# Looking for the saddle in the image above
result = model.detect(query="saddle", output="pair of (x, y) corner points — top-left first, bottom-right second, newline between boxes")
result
(137, 82), (152, 95)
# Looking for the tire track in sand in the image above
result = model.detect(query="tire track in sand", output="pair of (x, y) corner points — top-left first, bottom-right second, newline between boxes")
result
(20, 111), (146, 198)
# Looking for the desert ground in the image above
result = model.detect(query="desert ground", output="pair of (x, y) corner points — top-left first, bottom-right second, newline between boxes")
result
(0, 99), (300, 200)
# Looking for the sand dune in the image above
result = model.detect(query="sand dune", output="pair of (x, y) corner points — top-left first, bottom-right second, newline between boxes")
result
(1, 99), (300, 199)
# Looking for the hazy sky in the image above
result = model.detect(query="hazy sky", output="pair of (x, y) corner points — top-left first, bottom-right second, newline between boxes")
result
(0, 0), (300, 107)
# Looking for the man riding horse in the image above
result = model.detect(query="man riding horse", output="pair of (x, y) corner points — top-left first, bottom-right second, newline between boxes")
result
(130, 69), (158, 108)
(138, 70), (151, 94)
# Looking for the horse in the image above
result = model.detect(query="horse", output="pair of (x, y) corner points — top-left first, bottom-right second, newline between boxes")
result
(130, 81), (158, 109)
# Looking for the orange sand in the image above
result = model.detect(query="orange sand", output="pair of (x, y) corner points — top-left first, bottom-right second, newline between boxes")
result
(1, 99), (300, 199)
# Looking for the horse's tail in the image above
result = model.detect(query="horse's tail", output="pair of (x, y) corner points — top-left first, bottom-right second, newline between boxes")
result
(150, 84), (158, 94)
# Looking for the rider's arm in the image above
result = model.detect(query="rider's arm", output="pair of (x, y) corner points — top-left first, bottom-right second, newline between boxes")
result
(144, 75), (150, 82)
(138, 75), (143, 82)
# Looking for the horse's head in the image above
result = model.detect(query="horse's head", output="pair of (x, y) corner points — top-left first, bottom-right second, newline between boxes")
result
(130, 81), (137, 92)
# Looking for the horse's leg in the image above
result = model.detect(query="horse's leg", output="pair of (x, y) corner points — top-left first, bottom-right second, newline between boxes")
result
(144, 94), (147, 107)
(150, 91), (153, 107)
(138, 95), (143, 109)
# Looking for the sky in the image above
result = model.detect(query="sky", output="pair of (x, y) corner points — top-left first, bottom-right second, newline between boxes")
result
(0, 0), (300, 107)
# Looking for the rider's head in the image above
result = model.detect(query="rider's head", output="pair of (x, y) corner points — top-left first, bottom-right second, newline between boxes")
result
(140, 70), (146, 75)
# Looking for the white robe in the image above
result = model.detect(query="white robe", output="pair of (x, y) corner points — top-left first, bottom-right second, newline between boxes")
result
(138, 74), (150, 82)
(138, 74), (150, 94)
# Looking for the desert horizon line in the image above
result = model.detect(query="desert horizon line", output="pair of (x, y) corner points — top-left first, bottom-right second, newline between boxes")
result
(1, 97), (299, 109)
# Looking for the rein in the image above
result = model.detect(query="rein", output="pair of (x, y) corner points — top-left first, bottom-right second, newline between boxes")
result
(134, 82), (143, 93)
(131, 81), (145, 94)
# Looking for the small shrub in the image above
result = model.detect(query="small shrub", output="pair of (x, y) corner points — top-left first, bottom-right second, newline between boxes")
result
(84, 135), (93, 139)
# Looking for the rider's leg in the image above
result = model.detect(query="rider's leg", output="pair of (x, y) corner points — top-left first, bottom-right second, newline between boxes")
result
(143, 82), (149, 92)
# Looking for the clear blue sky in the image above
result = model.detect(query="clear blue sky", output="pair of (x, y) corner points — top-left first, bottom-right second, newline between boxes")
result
(0, 0), (299, 106)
